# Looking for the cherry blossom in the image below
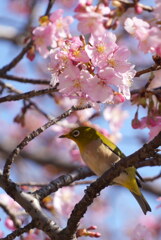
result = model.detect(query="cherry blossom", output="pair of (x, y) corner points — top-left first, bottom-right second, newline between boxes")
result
(50, 9), (73, 39)
(32, 9), (73, 58)
(132, 115), (161, 140)
(33, 23), (56, 58)
(85, 33), (117, 68)
(58, 62), (83, 97)
(67, 36), (89, 63)
(124, 17), (150, 40)
(83, 74), (114, 103)
(49, 32), (135, 104)
(124, 17), (161, 56)
(74, 1), (110, 35)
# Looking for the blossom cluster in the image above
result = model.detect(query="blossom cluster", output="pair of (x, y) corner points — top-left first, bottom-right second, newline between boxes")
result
(124, 15), (161, 56)
(49, 33), (135, 105)
(32, 9), (73, 58)
(74, 1), (110, 35)
(131, 69), (161, 140)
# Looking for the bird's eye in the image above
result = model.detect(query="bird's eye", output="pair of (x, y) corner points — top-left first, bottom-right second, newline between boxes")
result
(72, 129), (80, 138)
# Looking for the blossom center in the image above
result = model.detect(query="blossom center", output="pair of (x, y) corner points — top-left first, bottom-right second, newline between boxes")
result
(108, 58), (116, 67)
(96, 44), (106, 53)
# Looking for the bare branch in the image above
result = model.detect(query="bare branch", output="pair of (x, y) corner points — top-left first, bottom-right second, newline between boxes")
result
(0, 86), (57, 103)
(0, 81), (52, 120)
(0, 202), (21, 228)
(0, 74), (50, 85)
(45, 0), (56, 15)
(0, 41), (33, 75)
(34, 167), (93, 200)
(1, 221), (35, 240)
(0, 173), (62, 239)
(143, 171), (161, 182)
(135, 65), (161, 77)
(143, 183), (161, 196)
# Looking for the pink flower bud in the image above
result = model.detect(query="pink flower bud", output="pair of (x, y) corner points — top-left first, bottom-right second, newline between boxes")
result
(135, 4), (143, 14)
(5, 218), (15, 230)
(132, 112), (141, 129)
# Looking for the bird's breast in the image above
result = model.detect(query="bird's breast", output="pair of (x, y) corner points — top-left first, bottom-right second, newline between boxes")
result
(81, 139), (120, 176)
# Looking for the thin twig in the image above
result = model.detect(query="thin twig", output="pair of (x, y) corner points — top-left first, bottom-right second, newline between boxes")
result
(0, 74), (50, 85)
(0, 80), (20, 94)
(0, 41), (33, 75)
(45, 0), (56, 15)
(0, 87), (57, 103)
(135, 65), (161, 77)
(0, 81), (51, 120)
(0, 202), (21, 228)
(143, 171), (161, 182)
(1, 221), (35, 240)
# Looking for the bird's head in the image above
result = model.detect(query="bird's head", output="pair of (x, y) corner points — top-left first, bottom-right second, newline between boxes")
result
(59, 126), (98, 151)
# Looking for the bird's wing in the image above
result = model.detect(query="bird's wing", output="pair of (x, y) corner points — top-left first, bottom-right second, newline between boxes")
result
(98, 131), (125, 158)
(98, 131), (144, 183)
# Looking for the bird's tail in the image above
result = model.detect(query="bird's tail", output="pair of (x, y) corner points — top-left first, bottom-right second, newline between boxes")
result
(130, 191), (151, 215)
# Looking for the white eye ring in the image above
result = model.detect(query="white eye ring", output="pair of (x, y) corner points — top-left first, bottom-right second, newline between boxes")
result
(72, 129), (80, 138)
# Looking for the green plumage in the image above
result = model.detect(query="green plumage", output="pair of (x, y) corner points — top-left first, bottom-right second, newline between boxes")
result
(59, 126), (151, 214)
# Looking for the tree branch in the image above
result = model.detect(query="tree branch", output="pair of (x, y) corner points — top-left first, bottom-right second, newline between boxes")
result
(0, 87), (57, 103)
(0, 202), (21, 228)
(0, 41), (33, 75)
(0, 173), (62, 239)
(1, 221), (35, 240)
(135, 65), (161, 77)
(34, 167), (93, 200)
(45, 0), (56, 15)
(0, 74), (50, 85)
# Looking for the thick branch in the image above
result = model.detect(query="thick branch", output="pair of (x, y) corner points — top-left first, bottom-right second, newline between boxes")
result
(34, 167), (93, 200)
(0, 173), (62, 239)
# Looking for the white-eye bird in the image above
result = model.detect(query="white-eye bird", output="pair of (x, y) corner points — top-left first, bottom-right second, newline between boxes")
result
(59, 126), (151, 214)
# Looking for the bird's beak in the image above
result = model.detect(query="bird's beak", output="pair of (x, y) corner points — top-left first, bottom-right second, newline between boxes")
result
(59, 134), (68, 138)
